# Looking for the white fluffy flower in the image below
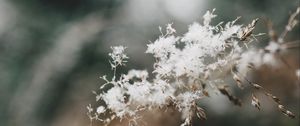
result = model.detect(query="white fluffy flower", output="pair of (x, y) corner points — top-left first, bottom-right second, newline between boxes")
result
(101, 86), (128, 117)
(96, 106), (106, 114)
(203, 9), (216, 26)
(89, 8), (297, 126)
(146, 35), (179, 59)
(109, 46), (128, 68)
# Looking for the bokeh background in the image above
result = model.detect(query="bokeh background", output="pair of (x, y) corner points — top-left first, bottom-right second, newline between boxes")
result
(0, 0), (299, 126)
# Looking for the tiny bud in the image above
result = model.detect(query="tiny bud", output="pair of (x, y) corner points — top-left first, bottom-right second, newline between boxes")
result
(203, 90), (210, 97)
(251, 94), (261, 110)
(272, 96), (281, 104)
(233, 74), (243, 89)
(252, 83), (262, 89)
(278, 105), (296, 119)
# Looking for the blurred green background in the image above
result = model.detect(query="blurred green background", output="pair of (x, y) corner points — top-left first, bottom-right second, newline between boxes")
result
(0, 0), (299, 126)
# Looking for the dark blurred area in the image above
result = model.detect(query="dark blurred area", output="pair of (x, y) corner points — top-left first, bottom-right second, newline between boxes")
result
(0, 0), (299, 126)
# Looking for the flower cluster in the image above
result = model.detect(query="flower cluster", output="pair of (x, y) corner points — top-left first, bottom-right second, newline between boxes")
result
(108, 46), (128, 69)
(88, 8), (299, 126)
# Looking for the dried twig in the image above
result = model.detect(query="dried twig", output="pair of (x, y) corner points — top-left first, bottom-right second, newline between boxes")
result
(233, 66), (296, 119)
(279, 7), (300, 43)
(239, 18), (259, 41)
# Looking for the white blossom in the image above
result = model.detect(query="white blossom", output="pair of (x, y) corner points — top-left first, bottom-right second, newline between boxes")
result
(109, 46), (128, 68)
(203, 9), (216, 26)
(96, 106), (106, 114)
(88, 8), (298, 126)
